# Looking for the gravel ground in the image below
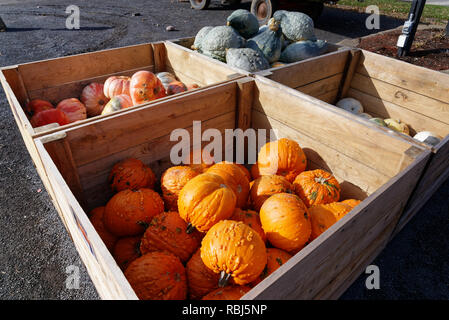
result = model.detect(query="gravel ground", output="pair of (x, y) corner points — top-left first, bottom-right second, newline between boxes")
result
(0, 0), (448, 300)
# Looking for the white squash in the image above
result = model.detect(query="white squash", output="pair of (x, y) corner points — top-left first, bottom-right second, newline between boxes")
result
(336, 97), (364, 114)
(413, 131), (443, 146)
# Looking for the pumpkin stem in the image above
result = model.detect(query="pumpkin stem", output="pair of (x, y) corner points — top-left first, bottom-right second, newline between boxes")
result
(186, 223), (195, 234)
(218, 271), (231, 288)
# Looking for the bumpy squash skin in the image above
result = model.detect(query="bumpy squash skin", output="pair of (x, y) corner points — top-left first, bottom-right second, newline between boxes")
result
(161, 166), (200, 211)
(274, 10), (315, 42)
(279, 40), (328, 63)
(112, 235), (141, 271)
(226, 47), (270, 72)
(140, 211), (202, 263)
(124, 251), (187, 300)
(246, 18), (283, 63)
(201, 26), (245, 62)
(200, 220), (267, 286)
(293, 169), (341, 208)
(250, 174), (294, 211)
(108, 158), (156, 193)
(251, 248), (292, 286)
(88, 206), (118, 252)
(192, 26), (214, 51)
(186, 249), (221, 300)
(226, 9), (259, 39)
(230, 208), (266, 243)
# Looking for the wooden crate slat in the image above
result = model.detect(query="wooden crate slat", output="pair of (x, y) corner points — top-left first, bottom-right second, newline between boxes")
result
(350, 73), (449, 125)
(357, 50), (449, 104)
(18, 43), (154, 92)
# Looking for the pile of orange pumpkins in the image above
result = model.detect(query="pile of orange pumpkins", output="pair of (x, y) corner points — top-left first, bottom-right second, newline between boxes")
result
(27, 70), (199, 128)
(89, 137), (361, 300)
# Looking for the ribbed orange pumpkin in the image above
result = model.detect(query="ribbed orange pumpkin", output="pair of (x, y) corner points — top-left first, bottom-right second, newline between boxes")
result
(103, 75), (131, 98)
(140, 211), (202, 263)
(108, 158), (156, 193)
(230, 208), (266, 243)
(124, 251), (187, 300)
(88, 206), (118, 251)
(207, 162), (250, 208)
(293, 169), (341, 208)
(250, 175), (294, 211)
(112, 235), (141, 271)
(252, 248), (292, 286)
(182, 148), (215, 173)
(186, 249), (220, 300)
(178, 173), (236, 233)
(235, 164), (252, 182)
(103, 188), (164, 237)
(160, 166), (199, 211)
(201, 220), (267, 286)
(260, 193), (311, 253)
(26, 99), (54, 116)
(56, 98), (87, 123)
(202, 286), (251, 300)
(80, 82), (109, 117)
(341, 199), (361, 208)
(309, 202), (352, 240)
(257, 138), (307, 182)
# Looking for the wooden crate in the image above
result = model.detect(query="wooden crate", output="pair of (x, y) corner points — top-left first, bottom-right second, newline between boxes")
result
(33, 76), (430, 299)
(254, 48), (449, 238)
(0, 41), (245, 228)
(166, 37), (344, 77)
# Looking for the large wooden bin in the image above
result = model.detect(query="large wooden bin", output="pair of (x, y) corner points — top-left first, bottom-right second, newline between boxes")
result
(254, 48), (449, 238)
(33, 76), (430, 299)
(0, 41), (245, 228)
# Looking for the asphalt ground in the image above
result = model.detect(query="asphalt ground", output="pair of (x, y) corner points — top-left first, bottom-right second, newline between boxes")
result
(0, 0), (448, 300)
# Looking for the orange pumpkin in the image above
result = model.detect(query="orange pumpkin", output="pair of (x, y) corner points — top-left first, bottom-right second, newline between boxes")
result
(124, 251), (187, 300)
(177, 173), (236, 233)
(30, 108), (70, 128)
(26, 99), (54, 116)
(140, 211), (202, 263)
(186, 249), (220, 300)
(252, 248), (292, 286)
(341, 199), (361, 208)
(166, 80), (187, 95)
(130, 70), (166, 105)
(112, 236), (141, 271)
(160, 166), (199, 211)
(259, 193), (311, 253)
(236, 164), (252, 182)
(101, 94), (133, 115)
(309, 202), (352, 240)
(230, 208), (266, 243)
(103, 188), (164, 237)
(250, 175), (294, 211)
(103, 75), (131, 99)
(257, 138), (307, 182)
(182, 148), (215, 173)
(293, 169), (341, 208)
(108, 158), (156, 193)
(88, 206), (118, 251)
(80, 82), (109, 117)
(200, 220), (267, 286)
(207, 162), (250, 208)
(202, 286), (251, 300)
(56, 98), (87, 123)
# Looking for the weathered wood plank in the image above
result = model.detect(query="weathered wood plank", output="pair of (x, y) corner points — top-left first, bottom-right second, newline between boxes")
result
(18, 43), (154, 92)
(350, 73), (449, 125)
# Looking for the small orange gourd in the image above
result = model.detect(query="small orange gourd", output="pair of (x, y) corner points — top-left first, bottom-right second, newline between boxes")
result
(108, 158), (156, 193)
(250, 174), (294, 211)
(309, 202), (352, 240)
(160, 166), (199, 211)
(112, 235), (141, 271)
(202, 286), (251, 300)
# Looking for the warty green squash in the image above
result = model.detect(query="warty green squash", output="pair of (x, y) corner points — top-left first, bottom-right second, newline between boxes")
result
(226, 9), (259, 39)
(200, 26), (246, 62)
(246, 18), (283, 64)
(279, 39), (328, 63)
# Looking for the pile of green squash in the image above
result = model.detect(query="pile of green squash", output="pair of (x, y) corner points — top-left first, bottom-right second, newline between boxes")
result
(191, 9), (329, 72)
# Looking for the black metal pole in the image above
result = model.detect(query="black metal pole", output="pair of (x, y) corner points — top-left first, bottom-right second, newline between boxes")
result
(397, 0), (426, 57)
